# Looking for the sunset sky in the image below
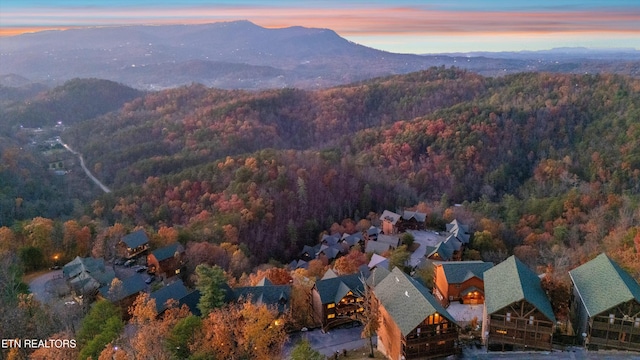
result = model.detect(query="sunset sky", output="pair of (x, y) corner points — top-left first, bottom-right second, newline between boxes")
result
(1, 0), (639, 53)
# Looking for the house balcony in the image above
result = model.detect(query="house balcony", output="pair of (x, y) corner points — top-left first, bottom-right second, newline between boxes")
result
(490, 314), (554, 334)
(405, 329), (458, 345)
(488, 333), (553, 351)
(588, 335), (640, 351)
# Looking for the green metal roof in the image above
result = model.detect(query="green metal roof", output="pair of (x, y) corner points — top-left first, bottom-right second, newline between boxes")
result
(315, 273), (364, 304)
(440, 261), (493, 284)
(484, 256), (555, 322)
(99, 274), (146, 302)
(374, 268), (458, 336)
(234, 284), (292, 314)
(569, 253), (640, 318)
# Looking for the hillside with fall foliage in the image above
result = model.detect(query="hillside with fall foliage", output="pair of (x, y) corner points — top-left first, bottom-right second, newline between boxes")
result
(40, 67), (637, 273)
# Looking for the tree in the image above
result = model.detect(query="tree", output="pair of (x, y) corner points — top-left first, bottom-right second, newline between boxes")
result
(388, 245), (410, 271)
(361, 279), (379, 358)
(195, 264), (228, 316)
(77, 300), (123, 360)
(290, 339), (324, 360)
(166, 315), (203, 359)
(333, 248), (367, 275)
(401, 232), (415, 249)
(195, 301), (287, 360)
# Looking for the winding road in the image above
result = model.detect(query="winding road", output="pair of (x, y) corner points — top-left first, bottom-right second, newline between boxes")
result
(60, 141), (111, 193)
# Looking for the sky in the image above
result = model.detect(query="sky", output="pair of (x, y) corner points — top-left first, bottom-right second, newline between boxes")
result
(1, 0), (639, 53)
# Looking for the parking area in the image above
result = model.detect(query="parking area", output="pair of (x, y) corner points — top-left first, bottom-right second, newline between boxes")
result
(284, 324), (372, 358)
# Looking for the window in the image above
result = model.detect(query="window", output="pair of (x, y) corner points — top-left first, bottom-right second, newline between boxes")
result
(327, 314), (335, 319)
(506, 312), (511, 322)
(327, 303), (335, 309)
(609, 314), (615, 325)
(496, 329), (507, 335)
(529, 316), (534, 325)
(635, 318), (640, 328)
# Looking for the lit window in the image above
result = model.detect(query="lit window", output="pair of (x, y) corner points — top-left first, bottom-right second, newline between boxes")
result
(529, 316), (534, 325)
(328, 314), (335, 319)
(496, 329), (507, 335)
(327, 303), (335, 309)
(609, 314), (615, 325)
(506, 313), (511, 322)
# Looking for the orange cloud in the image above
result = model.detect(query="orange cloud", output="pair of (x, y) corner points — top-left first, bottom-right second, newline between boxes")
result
(1, 5), (638, 40)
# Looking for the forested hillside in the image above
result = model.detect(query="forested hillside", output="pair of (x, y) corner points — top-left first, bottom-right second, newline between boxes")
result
(52, 67), (640, 273)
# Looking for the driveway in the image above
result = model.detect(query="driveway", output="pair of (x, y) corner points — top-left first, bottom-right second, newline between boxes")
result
(284, 325), (373, 358)
(28, 269), (65, 303)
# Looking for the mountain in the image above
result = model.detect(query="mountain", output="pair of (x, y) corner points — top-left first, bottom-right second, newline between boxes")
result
(52, 69), (640, 265)
(0, 78), (143, 132)
(2, 21), (638, 90)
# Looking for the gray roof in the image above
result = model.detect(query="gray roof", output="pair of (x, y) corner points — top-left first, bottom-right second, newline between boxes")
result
(98, 274), (146, 302)
(366, 267), (391, 288)
(367, 227), (381, 236)
(315, 273), (365, 305)
(365, 240), (392, 255)
(150, 242), (184, 262)
(569, 253), (640, 318)
(121, 229), (149, 248)
(402, 210), (426, 223)
(446, 219), (470, 244)
(342, 233), (364, 247)
(440, 261), (493, 284)
(150, 279), (189, 313)
(234, 284), (292, 314)
(484, 256), (555, 322)
(63, 256), (106, 279)
(374, 267), (458, 336)
(368, 254), (389, 270)
(380, 210), (402, 225)
(318, 244), (341, 260)
(377, 234), (400, 247)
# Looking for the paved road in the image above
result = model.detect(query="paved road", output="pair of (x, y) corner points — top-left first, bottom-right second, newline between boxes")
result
(60, 141), (111, 193)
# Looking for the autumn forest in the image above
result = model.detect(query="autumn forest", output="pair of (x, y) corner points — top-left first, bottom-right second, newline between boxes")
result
(1, 66), (640, 358)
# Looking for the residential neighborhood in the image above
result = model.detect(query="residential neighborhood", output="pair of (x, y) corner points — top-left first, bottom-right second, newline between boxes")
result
(43, 215), (640, 359)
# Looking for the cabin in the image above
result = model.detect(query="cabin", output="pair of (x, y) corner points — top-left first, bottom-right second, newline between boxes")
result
(150, 279), (190, 314)
(569, 253), (640, 352)
(433, 261), (494, 306)
(379, 210), (427, 235)
(375, 267), (460, 359)
(63, 256), (115, 297)
(118, 229), (150, 259)
(97, 274), (146, 317)
(234, 278), (292, 317)
(146, 243), (185, 279)
(482, 256), (556, 351)
(312, 272), (365, 331)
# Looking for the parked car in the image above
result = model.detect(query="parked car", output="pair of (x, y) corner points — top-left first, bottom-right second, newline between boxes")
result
(124, 259), (136, 267)
(114, 258), (126, 266)
(145, 276), (155, 284)
(135, 266), (148, 273)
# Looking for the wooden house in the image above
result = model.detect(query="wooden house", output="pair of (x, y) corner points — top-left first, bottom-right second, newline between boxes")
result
(433, 261), (493, 306)
(118, 229), (150, 259)
(374, 267), (459, 359)
(380, 210), (402, 235)
(482, 256), (556, 351)
(380, 210), (427, 235)
(97, 274), (146, 318)
(63, 256), (115, 297)
(569, 253), (640, 352)
(312, 272), (365, 331)
(147, 243), (185, 279)
(234, 278), (292, 323)
(150, 279), (189, 314)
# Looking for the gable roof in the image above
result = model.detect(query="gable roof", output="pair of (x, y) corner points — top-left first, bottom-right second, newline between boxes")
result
(569, 253), (640, 318)
(342, 232), (364, 247)
(426, 241), (454, 261)
(150, 243), (184, 262)
(380, 210), (402, 225)
(150, 279), (189, 313)
(439, 261), (494, 284)
(98, 274), (146, 302)
(178, 290), (202, 316)
(484, 256), (555, 322)
(315, 273), (365, 305)
(377, 234), (400, 247)
(368, 254), (389, 270)
(374, 268), (457, 336)
(63, 256), (106, 279)
(402, 210), (426, 223)
(234, 284), (292, 314)
(366, 267), (391, 288)
(121, 229), (149, 248)
(365, 240), (392, 255)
